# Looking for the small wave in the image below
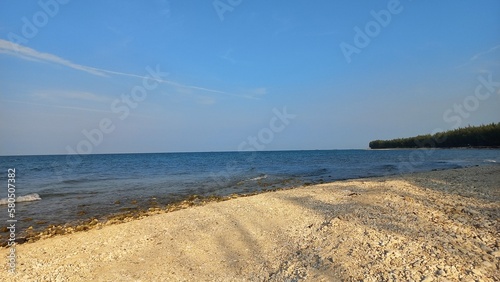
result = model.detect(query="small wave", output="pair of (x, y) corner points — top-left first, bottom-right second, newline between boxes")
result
(484, 159), (497, 163)
(0, 193), (42, 205)
(248, 175), (267, 181)
(236, 174), (268, 185)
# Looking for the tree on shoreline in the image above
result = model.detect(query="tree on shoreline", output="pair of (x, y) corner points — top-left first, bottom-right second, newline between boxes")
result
(369, 122), (500, 149)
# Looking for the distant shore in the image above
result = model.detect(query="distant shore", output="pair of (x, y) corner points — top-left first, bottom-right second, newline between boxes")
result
(0, 165), (498, 280)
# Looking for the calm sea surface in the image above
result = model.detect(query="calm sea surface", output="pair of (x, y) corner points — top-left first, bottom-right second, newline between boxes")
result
(1, 149), (499, 235)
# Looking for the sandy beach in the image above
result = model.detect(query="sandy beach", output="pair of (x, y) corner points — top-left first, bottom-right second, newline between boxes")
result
(1, 165), (499, 281)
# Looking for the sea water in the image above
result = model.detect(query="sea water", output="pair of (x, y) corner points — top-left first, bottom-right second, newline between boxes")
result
(0, 149), (499, 235)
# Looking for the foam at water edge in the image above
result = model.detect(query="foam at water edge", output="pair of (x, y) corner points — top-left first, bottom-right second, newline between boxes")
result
(248, 175), (268, 181)
(0, 193), (42, 205)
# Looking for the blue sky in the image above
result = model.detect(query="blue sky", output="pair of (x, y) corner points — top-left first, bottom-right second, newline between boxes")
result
(1, 0), (499, 155)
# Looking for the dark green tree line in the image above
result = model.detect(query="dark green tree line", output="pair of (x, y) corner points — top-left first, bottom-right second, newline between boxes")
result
(369, 122), (500, 149)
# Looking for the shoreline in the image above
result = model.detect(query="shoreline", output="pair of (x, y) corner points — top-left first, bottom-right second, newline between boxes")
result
(0, 164), (487, 247)
(2, 190), (291, 247)
(1, 164), (498, 247)
(1, 165), (499, 280)
(2, 149), (498, 241)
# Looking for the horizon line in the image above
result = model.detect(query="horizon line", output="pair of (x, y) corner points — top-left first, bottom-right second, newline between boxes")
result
(0, 148), (370, 157)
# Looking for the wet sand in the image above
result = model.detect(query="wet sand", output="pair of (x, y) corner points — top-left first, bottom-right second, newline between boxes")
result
(1, 165), (499, 281)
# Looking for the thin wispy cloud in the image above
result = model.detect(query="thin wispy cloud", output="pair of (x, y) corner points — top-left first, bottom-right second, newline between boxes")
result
(456, 44), (500, 69)
(231, 87), (268, 100)
(0, 39), (254, 99)
(470, 44), (500, 61)
(220, 49), (237, 64)
(33, 90), (111, 103)
(252, 87), (267, 96)
(85, 65), (233, 95)
(0, 99), (151, 118)
(0, 99), (114, 114)
(0, 39), (106, 76)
